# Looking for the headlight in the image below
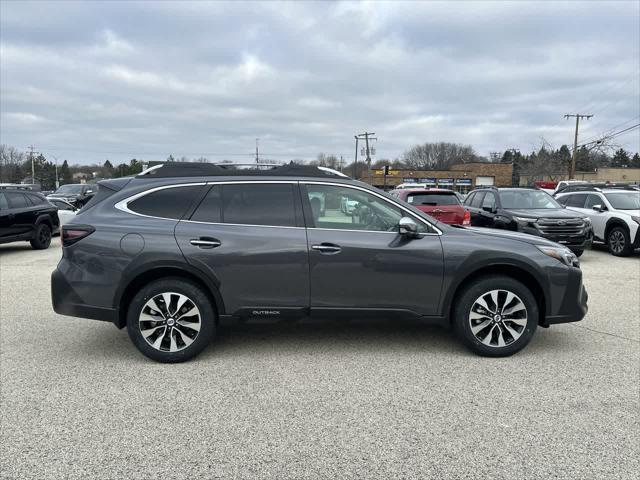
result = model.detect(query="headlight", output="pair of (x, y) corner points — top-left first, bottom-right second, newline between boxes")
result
(582, 217), (592, 225)
(513, 216), (536, 226)
(536, 245), (579, 267)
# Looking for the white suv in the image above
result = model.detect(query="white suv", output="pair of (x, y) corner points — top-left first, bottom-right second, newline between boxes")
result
(556, 188), (640, 256)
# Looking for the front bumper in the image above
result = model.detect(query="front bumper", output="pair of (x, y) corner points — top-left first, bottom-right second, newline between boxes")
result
(51, 268), (117, 323)
(541, 268), (588, 326)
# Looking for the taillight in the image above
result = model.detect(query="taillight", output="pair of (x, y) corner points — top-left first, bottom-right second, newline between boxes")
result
(62, 225), (95, 247)
(463, 210), (471, 226)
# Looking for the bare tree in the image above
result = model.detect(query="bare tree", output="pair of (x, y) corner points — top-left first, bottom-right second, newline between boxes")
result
(402, 142), (479, 170)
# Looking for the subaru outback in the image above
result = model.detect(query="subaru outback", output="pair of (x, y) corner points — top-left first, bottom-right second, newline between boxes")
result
(51, 163), (588, 362)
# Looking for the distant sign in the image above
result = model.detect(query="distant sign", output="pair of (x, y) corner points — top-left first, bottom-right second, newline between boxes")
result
(438, 178), (454, 185)
(456, 178), (472, 185)
(419, 177), (437, 184)
(374, 169), (400, 176)
(402, 178), (417, 183)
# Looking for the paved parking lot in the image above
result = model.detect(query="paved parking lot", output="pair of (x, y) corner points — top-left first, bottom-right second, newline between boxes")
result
(1, 239), (638, 479)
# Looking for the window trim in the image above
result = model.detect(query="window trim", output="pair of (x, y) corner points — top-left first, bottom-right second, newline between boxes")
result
(115, 180), (442, 234)
(114, 183), (208, 220)
(301, 181), (442, 235)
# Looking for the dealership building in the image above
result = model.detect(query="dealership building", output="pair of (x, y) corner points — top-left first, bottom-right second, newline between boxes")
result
(360, 162), (514, 193)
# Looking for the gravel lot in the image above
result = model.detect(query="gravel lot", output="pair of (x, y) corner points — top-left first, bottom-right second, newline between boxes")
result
(1, 238), (638, 479)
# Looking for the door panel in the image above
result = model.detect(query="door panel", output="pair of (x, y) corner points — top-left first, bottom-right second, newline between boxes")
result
(174, 182), (309, 316)
(175, 222), (309, 314)
(302, 183), (444, 316)
(306, 229), (443, 315)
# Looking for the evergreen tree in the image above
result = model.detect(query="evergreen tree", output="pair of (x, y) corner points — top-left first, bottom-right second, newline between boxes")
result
(611, 148), (630, 167)
(103, 159), (115, 178)
(59, 160), (73, 185)
(167, 154), (176, 162)
(631, 153), (640, 168)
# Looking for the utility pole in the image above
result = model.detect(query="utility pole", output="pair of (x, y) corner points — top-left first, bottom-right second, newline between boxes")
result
(26, 145), (38, 185)
(354, 136), (359, 175)
(355, 132), (377, 183)
(255, 138), (259, 163)
(564, 114), (593, 179)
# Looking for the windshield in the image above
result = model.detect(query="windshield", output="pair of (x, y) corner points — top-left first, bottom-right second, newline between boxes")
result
(500, 190), (562, 209)
(56, 184), (84, 194)
(407, 193), (459, 206)
(605, 192), (640, 210)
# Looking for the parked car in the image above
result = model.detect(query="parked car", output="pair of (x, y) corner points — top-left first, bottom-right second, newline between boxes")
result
(390, 188), (470, 225)
(556, 186), (640, 256)
(553, 180), (588, 195)
(52, 162), (588, 362)
(48, 198), (79, 227)
(463, 187), (593, 256)
(0, 189), (59, 249)
(47, 183), (96, 208)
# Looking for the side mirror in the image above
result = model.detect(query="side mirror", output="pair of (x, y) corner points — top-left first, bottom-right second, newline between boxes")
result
(86, 189), (93, 194)
(592, 204), (604, 212)
(398, 217), (419, 237)
(482, 206), (496, 213)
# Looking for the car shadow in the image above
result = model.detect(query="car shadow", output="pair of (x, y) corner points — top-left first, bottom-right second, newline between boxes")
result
(69, 317), (587, 363)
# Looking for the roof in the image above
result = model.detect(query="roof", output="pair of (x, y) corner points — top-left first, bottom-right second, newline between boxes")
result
(137, 162), (349, 179)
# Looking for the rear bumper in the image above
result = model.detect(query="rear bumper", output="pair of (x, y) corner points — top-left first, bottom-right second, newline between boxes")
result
(51, 268), (116, 323)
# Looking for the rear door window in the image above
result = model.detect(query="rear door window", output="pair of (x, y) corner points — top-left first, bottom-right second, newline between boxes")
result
(222, 184), (297, 227)
(190, 185), (222, 223)
(6, 192), (29, 209)
(0, 193), (8, 210)
(565, 194), (587, 208)
(128, 185), (203, 219)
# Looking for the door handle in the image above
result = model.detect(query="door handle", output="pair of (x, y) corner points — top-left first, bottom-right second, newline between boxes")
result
(190, 238), (221, 249)
(311, 243), (342, 254)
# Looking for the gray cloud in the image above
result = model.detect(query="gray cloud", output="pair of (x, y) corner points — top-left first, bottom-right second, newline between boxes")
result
(1, 0), (638, 165)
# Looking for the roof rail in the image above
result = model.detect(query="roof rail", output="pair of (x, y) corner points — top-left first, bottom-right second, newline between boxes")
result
(136, 161), (351, 179)
(556, 183), (638, 194)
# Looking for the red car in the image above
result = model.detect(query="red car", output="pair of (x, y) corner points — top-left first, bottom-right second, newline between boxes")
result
(390, 188), (470, 225)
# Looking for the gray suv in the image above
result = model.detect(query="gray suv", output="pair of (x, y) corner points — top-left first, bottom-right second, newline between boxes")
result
(51, 163), (588, 362)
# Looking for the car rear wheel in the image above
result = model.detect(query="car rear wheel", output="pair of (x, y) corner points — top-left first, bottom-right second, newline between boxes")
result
(453, 275), (538, 357)
(126, 278), (216, 363)
(607, 226), (632, 257)
(30, 223), (52, 250)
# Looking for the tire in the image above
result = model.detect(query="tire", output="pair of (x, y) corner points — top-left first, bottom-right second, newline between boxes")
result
(607, 226), (632, 257)
(30, 223), (52, 250)
(570, 248), (584, 258)
(126, 278), (216, 363)
(453, 275), (538, 357)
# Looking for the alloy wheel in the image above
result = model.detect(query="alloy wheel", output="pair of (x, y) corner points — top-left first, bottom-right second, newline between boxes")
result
(468, 289), (528, 348)
(40, 227), (51, 244)
(138, 292), (201, 352)
(609, 230), (625, 254)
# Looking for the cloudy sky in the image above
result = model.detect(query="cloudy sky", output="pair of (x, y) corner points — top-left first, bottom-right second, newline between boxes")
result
(1, 0), (639, 165)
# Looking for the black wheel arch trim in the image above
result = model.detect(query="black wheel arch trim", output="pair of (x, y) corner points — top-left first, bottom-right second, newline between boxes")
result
(113, 259), (226, 328)
(605, 218), (629, 238)
(440, 256), (550, 323)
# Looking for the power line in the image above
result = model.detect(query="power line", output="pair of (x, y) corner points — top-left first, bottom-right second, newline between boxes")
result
(578, 123), (640, 149)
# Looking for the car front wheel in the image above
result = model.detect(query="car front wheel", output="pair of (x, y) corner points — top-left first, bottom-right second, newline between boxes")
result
(453, 275), (538, 357)
(126, 278), (216, 363)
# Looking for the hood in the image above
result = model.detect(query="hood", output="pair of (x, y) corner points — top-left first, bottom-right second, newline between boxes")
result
(455, 226), (562, 248)
(504, 208), (585, 219)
